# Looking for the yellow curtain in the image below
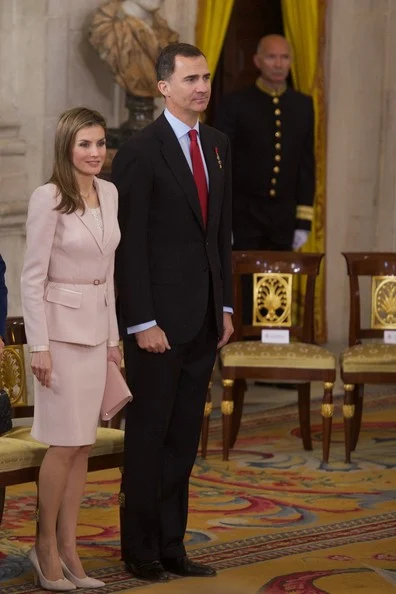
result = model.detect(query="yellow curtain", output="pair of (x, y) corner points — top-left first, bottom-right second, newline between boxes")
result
(281, 0), (327, 342)
(195, 0), (235, 77)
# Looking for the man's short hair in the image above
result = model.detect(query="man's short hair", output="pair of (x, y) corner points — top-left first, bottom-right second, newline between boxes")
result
(156, 43), (206, 81)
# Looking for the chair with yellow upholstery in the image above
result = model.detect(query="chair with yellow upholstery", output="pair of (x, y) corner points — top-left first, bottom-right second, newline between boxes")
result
(220, 251), (336, 463)
(0, 317), (124, 526)
(340, 252), (396, 463)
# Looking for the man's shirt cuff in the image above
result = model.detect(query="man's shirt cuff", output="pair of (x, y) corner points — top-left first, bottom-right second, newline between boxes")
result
(127, 311), (232, 334)
(127, 320), (157, 334)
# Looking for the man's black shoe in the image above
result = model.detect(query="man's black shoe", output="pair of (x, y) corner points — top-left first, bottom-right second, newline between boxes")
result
(161, 556), (217, 577)
(125, 560), (169, 581)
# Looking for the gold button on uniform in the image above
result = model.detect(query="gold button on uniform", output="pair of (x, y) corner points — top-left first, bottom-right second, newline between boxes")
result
(275, 131), (281, 138)
(275, 143), (281, 150)
(270, 189), (276, 197)
(273, 166), (280, 173)
(275, 120), (281, 127)
(271, 178), (277, 185)
(274, 109), (281, 116)
(273, 97), (279, 104)
(275, 154), (281, 162)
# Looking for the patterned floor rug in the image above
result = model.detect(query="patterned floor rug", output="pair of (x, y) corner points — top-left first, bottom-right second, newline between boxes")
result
(1, 393), (396, 593)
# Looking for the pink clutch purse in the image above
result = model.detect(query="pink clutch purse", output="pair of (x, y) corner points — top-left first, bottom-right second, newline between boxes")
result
(100, 361), (133, 421)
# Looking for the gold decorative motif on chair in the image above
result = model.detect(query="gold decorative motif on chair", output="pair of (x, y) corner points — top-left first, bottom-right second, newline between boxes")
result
(321, 403), (334, 418)
(343, 404), (355, 419)
(253, 273), (292, 327)
(204, 402), (213, 417)
(221, 401), (234, 416)
(0, 345), (27, 405)
(371, 276), (396, 329)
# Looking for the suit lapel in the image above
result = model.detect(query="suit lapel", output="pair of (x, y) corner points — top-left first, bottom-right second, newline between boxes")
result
(200, 124), (222, 229)
(95, 177), (114, 252)
(157, 114), (205, 229)
(75, 180), (103, 253)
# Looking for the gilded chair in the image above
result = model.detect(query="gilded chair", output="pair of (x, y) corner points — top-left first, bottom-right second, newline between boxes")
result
(340, 252), (396, 463)
(0, 317), (124, 527)
(220, 251), (336, 463)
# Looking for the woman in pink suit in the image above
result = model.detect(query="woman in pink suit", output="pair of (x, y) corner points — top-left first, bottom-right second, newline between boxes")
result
(21, 107), (121, 591)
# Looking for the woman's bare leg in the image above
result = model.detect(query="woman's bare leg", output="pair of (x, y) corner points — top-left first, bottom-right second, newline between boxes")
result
(35, 446), (79, 580)
(56, 445), (92, 577)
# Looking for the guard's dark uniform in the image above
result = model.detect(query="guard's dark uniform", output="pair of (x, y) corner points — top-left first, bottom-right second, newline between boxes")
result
(215, 79), (315, 251)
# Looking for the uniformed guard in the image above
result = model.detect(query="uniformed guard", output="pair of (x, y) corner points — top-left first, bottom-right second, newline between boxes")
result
(215, 34), (315, 256)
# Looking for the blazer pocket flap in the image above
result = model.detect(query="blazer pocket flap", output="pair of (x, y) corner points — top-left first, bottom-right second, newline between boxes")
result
(151, 266), (182, 285)
(45, 287), (82, 309)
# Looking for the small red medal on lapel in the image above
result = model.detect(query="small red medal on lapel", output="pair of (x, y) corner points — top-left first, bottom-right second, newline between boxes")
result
(214, 147), (223, 169)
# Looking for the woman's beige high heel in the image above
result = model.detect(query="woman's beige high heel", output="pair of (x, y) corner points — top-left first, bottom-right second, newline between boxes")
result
(60, 558), (106, 588)
(28, 547), (76, 591)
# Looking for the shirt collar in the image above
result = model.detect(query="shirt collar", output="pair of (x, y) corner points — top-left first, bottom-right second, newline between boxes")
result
(164, 108), (200, 139)
(255, 77), (287, 97)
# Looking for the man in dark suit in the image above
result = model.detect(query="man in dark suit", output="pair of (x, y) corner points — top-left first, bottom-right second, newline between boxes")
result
(113, 42), (233, 582)
(0, 255), (7, 355)
(215, 34), (315, 254)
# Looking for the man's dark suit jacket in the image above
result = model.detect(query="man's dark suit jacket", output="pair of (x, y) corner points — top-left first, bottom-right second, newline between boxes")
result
(215, 85), (315, 239)
(0, 255), (7, 338)
(113, 113), (233, 345)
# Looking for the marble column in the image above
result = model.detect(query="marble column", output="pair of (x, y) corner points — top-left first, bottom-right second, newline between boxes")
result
(326, 0), (390, 344)
(0, 0), (29, 316)
(374, 2), (396, 251)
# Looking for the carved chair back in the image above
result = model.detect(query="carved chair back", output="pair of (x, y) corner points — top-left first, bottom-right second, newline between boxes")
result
(2, 317), (30, 419)
(342, 252), (396, 346)
(231, 251), (324, 343)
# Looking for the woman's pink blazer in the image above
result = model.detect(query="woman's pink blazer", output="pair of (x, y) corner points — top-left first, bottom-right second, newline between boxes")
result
(21, 177), (121, 348)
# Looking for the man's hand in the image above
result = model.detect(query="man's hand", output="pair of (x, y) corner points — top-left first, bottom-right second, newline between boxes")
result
(217, 312), (234, 349)
(136, 325), (171, 353)
(107, 345), (122, 368)
(31, 351), (52, 388)
(292, 229), (309, 250)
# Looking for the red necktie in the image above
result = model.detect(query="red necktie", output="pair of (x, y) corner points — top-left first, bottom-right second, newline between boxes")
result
(188, 129), (208, 227)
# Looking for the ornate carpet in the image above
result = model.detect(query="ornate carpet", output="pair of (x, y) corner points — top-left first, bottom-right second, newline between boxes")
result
(1, 393), (396, 593)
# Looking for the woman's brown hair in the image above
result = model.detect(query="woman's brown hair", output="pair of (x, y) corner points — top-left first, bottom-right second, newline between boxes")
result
(49, 107), (107, 214)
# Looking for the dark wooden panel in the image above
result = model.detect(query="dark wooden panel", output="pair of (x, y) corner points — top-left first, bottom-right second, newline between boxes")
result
(208, 0), (283, 124)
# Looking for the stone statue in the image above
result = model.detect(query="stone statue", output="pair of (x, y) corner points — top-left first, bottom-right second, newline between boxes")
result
(89, 0), (179, 98)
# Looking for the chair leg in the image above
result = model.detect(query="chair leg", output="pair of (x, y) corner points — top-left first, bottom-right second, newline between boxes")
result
(221, 379), (234, 461)
(0, 487), (5, 526)
(200, 378), (213, 459)
(321, 382), (334, 464)
(230, 379), (246, 448)
(119, 468), (125, 561)
(343, 383), (355, 464)
(351, 384), (364, 451)
(297, 383), (312, 451)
